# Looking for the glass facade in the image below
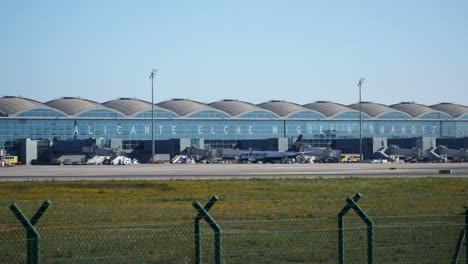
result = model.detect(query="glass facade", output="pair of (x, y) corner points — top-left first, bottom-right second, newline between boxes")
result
(455, 121), (468, 137)
(135, 110), (177, 118)
(188, 110), (229, 118)
(17, 109), (66, 117)
(205, 139), (240, 149)
(333, 112), (370, 119)
(239, 111), (278, 119)
(0, 109), (468, 153)
(1, 116), (467, 150)
(78, 109), (124, 118)
(378, 112), (411, 119)
(288, 111), (325, 119)
(419, 112), (452, 120)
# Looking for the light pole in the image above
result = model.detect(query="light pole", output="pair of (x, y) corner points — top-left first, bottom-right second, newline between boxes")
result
(149, 69), (157, 163)
(358, 77), (365, 162)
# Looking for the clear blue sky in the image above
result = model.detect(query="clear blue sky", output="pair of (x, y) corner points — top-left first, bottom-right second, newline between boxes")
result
(2, 1), (467, 106)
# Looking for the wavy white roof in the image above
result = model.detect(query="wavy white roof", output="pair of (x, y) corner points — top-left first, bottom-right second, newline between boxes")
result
(1, 96), (466, 119)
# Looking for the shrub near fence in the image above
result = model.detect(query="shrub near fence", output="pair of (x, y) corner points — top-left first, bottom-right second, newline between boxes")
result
(1, 194), (467, 264)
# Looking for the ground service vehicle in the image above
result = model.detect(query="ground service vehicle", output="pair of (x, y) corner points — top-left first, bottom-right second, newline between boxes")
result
(3, 155), (18, 165)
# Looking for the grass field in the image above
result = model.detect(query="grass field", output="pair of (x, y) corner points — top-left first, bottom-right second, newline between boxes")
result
(1, 177), (467, 263)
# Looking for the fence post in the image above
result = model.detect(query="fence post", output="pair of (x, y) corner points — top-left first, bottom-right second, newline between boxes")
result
(347, 197), (374, 264)
(338, 193), (374, 264)
(193, 196), (222, 264)
(9, 200), (51, 264)
(338, 193), (361, 264)
(194, 196), (219, 264)
(451, 208), (468, 264)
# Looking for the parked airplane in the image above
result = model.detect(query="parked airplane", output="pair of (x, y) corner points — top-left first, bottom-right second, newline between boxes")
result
(235, 135), (304, 163)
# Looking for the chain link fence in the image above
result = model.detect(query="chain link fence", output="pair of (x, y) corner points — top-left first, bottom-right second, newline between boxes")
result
(1, 199), (467, 263)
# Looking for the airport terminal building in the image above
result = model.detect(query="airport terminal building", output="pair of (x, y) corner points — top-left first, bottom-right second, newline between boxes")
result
(1, 96), (467, 164)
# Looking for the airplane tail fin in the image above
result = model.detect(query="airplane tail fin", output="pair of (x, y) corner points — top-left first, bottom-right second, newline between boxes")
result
(288, 135), (303, 152)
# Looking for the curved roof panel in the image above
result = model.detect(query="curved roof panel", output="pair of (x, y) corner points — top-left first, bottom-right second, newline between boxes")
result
(238, 111), (279, 118)
(16, 108), (66, 117)
(258, 100), (325, 118)
(348, 102), (411, 118)
(287, 111), (325, 119)
(77, 109), (125, 118)
(303, 101), (359, 118)
(104, 98), (152, 116)
(390, 102), (450, 118)
(0, 96), (65, 117)
(46, 97), (124, 117)
(188, 110), (230, 118)
(430, 103), (468, 118)
(209, 99), (262, 116)
(158, 99), (229, 117)
(104, 98), (177, 117)
(134, 110), (178, 118)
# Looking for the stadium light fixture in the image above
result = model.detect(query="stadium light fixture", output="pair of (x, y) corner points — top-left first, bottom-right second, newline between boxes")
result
(358, 77), (365, 162)
(149, 69), (157, 163)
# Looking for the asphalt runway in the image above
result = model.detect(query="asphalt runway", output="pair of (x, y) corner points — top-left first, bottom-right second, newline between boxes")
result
(1, 163), (468, 181)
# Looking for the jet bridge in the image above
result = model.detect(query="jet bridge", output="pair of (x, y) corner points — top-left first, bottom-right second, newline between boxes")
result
(372, 145), (422, 162)
(424, 145), (468, 162)
(178, 146), (227, 163)
(301, 147), (342, 163)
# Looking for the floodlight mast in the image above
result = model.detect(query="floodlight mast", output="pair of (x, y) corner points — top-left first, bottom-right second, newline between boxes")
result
(358, 77), (365, 162)
(149, 69), (157, 163)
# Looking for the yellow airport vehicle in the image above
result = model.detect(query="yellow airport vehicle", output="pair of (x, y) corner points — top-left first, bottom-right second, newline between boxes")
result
(340, 155), (361, 163)
(3, 155), (18, 166)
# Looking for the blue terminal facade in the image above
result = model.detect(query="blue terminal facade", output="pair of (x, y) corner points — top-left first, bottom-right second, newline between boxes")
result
(4, 119), (462, 141)
(1, 96), (468, 155)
